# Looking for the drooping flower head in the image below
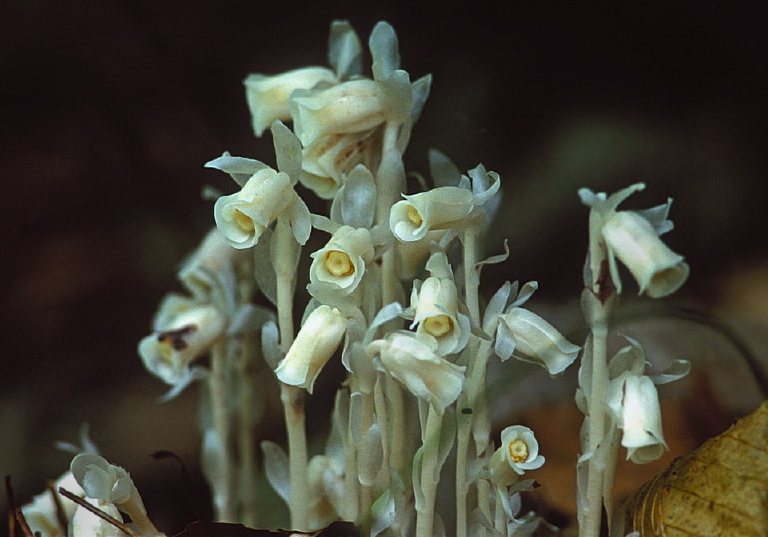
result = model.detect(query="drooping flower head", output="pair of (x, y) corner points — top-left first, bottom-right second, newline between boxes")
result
(580, 183), (689, 298)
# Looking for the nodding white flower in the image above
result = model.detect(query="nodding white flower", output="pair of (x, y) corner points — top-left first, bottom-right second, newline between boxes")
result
(300, 128), (382, 199)
(610, 374), (667, 464)
(390, 186), (474, 242)
(309, 226), (375, 296)
(244, 67), (338, 137)
(603, 337), (684, 464)
(495, 307), (581, 375)
(367, 330), (465, 413)
(409, 277), (470, 355)
(580, 183), (689, 298)
(138, 294), (224, 399)
(213, 167), (297, 249)
(489, 426), (545, 486)
(178, 227), (247, 301)
(274, 305), (348, 393)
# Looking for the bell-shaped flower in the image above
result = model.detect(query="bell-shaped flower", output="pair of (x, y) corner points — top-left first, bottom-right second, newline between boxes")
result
(408, 276), (470, 356)
(390, 186), (475, 242)
(245, 67), (338, 137)
(580, 183), (689, 298)
(489, 426), (545, 486)
(367, 330), (465, 413)
(274, 305), (348, 393)
(605, 337), (690, 464)
(213, 166), (296, 249)
(138, 294), (225, 399)
(495, 307), (581, 376)
(309, 225), (375, 296)
(208, 122), (311, 249)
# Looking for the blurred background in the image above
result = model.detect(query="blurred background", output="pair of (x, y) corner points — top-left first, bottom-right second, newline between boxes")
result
(2, 1), (767, 534)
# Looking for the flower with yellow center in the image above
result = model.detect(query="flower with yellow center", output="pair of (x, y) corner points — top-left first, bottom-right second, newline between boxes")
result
(409, 277), (470, 355)
(309, 226), (374, 296)
(489, 425), (545, 486)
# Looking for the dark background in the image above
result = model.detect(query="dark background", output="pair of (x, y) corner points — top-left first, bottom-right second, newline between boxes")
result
(2, 1), (767, 533)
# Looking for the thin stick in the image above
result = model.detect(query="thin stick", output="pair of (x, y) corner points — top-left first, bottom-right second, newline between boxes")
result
(57, 488), (143, 537)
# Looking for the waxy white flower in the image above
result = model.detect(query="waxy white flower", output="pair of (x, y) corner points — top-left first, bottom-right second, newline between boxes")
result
(580, 183), (689, 298)
(495, 307), (581, 375)
(138, 294), (224, 399)
(300, 128), (382, 199)
(70, 499), (122, 537)
(367, 330), (465, 413)
(390, 186), (475, 242)
(489, 426), (545, 486)
(603, 337), (690, 464)
(274, 305), (348, 393)
(409, 276), (470, 356)
(70, 454), (163, 537)
(213, 167), (295, 249)
(309, 226), (375, 296)
(245, 67), (338, 137)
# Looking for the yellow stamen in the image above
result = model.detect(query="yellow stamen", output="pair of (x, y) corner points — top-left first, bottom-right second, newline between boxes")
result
(325, 250), (355, 277)
(508, 439), (529, 463)
(407, 205), (423, 226)
(234, 210), (254, 232)
(424, 315), (453, 337)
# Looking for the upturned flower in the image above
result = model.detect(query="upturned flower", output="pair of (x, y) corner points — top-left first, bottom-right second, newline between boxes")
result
(274, 305), (348, 393)
(367, 330), (465, 413)
(138, 294), (224, 399)
(245, 67), (338, 137)
(70, 454), (163, 537)
(580, 183), (689, 298)
(309, 226), (375, 296)
(489, 426), (545, 486)
(408, 276), (470, 356)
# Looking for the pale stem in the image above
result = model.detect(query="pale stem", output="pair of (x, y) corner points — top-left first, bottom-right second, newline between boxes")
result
(493, 485), (506, 537)
(358, 389), (375, 528)
(210, 339), (234, 521)
(415, 404), (443, 537)
(580, 322), (608, 537)
(377, 123), (404, 308)
(272, 216), (308, 531)
(237, 332), (260, 527)
(455, 337), (493, 537)
(462, 231), (482, 324)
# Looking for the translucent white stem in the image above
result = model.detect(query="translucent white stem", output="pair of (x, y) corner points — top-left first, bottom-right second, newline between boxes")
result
(415, 405), (442, 537)
(209, 340), (234, 522)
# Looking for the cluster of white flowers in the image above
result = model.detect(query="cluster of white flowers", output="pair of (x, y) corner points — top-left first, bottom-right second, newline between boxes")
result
(21, 19), (692, 537)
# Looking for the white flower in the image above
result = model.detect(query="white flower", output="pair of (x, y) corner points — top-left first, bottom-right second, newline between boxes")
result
(244, 67), (338, 137)
(70, 498), (123, 537)
(213, 167), (296, 249)
(367, 330), (465, 413)
(299, 128), (382, 199)
(390, 186), (475, 242)
(138, 294), (224, 399)
(70, 454), (163, 537)
(23, 472), (85, 537)
(291, 79), (388, 148)
(408, 276), (470, 355)
(495, 307), (581, 375)
(580, 183), (689, 298)
(610, 374), (666, 464)
(309, 226), (375, 295)
(489, 426), (545, 486)
(178, 227), (247, 301)
(274, 305), (348, 393)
